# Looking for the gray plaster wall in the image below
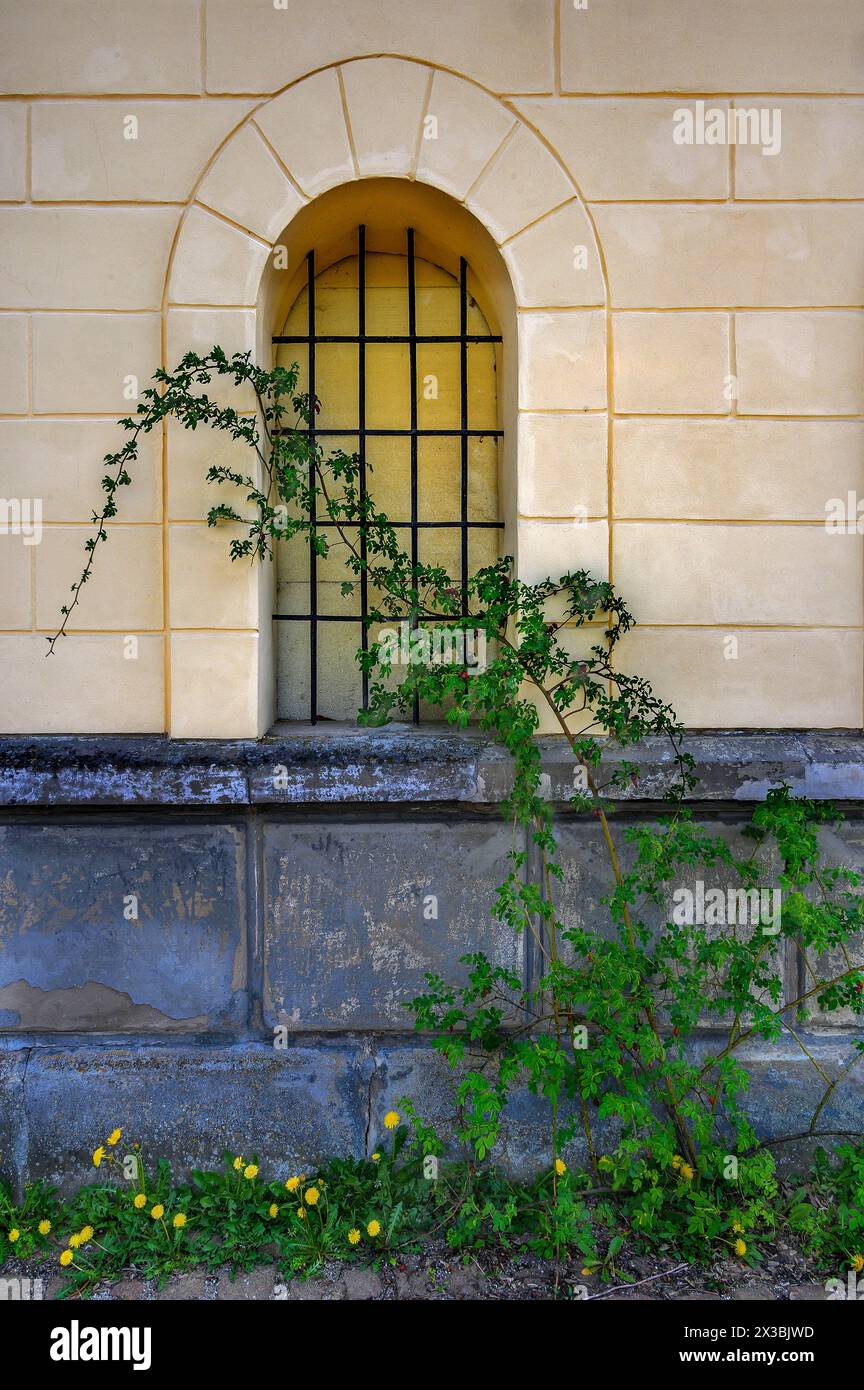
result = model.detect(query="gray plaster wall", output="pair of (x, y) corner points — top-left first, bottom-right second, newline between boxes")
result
(0, 730), (862, 1192)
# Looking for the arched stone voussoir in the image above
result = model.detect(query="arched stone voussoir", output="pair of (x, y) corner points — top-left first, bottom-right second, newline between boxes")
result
(167, 59), (605, 310)
(197, 124), (307, 245)
(502, 200), (604, 308)
(339, 57), (432, 178)
(254, 66), (356, 200)
(168, 204), (272, 307)
(415, 68), (517, 202)
(468, 124), (575, 245)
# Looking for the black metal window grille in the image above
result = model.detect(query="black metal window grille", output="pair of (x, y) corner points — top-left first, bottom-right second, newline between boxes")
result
(272, 225), (504, 724)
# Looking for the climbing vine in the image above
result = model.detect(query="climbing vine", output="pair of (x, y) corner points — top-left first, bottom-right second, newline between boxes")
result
(48, 350), (864, 1265)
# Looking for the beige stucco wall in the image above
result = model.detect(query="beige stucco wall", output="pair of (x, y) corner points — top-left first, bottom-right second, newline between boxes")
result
(0, 0), (862, 736)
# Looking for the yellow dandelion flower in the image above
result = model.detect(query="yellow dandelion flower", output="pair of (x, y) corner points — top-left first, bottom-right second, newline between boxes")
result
(554, 1158), (567, 1176)
(8, 1229), (19, 1243)
(38, 1220), (51, 1236)
(269, 1204), (279, 1219)
(133, 1193), (146, 1209)
(297, 1207), (306, 1220)
(680, 1163), (694, 1182)
(107, 1128), (121, 1147)
(304, 1187), (320, 1206)
(150, 1204), (164, 1221)
(285, 1176), (300, 1192)
(92, 1146), (106, 1168)
(79, 1226), (94, 1244)
(68, 1233), (81, 1250)
(233, 1156), (243, 1171)
(348, 1228), (361, 1245)
(173, 1213), (187, 1229)
(734, 1238), (747, 1257)
(384, 1111), (399, 1130)
(243, 1164), (258, 1181)
(367, 1219), (381, 1238)
(851, 1254), (864, 1274)
(371, 1153), (381, 1163)
(59, 1249), (73, 1267)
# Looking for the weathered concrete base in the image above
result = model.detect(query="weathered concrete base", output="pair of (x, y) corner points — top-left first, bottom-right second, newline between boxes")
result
(0, 732), (862, 1192)
(1, 1032), (861, 1196)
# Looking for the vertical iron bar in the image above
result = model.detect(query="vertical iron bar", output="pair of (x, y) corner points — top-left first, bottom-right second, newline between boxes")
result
(307, 249), (317, 724)
(358, 225), (369, 711)
(459, 256), (469, 618)
(408, 228), (420, 725)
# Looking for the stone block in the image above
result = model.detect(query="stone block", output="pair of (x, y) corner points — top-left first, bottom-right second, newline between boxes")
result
(0, 636), (165, 736)
(20, 1044), (371, 1192)
(615, 627), (864, 731)
(736, 311), (864, 416)
(203, 0), (554, 97)
(613, 522), (862, 626)
(262, 817), (524, 1030)
(0, 820), (247, 1033)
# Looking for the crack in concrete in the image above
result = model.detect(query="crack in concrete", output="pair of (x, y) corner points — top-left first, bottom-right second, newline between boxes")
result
(363, 1048), (380, 1158)
(12, 1046), (32, 1203)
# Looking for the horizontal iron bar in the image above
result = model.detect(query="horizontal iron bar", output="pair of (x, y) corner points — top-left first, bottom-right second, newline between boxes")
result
(290, 519), (504, 530)
(273, 613), (491, 623)
(273, 333), (502, 344)
(274, 614), (365, 623)
(274, 428), (503, 438)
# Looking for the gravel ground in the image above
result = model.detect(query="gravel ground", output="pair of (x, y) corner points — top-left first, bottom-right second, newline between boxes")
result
(0, 1234), (836, 1301)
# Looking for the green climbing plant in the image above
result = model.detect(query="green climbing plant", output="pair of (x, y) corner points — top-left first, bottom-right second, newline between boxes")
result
(49, 349), (864, 1266)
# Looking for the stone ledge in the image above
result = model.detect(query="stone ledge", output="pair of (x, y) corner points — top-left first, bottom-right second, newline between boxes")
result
(0, 729), (862, 808)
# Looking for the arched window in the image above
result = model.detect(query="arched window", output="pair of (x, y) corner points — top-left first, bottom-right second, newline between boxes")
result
(273, 225), (503, 723)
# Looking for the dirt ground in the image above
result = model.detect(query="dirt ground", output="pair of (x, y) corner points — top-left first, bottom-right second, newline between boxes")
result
(1, 1233), (836, 1301)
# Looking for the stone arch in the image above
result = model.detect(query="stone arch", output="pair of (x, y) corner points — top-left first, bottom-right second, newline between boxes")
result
(162, 57), (609, 737)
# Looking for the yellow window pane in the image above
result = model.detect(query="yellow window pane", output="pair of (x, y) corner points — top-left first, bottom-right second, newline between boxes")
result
(468, 436), (500, 523)
(467, 342), (499, 431)
(364, 435), (411, 520)
(365, 251), (409, 336)
(418, 437), (461, 523)
(365, 344), (411, 430)
(315, 256), (359, 334)
(469, 526), (501, 576)
(317, 580), (361, 617)
(418, 525), (462, 583)
(276, 534), (310, 585)
(316, 621), (366, 721)
(415, 268), (460, 337)
(416, 342), (461, 429)
(314, 343), (358, 429)
(274, 619), (310, 721)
